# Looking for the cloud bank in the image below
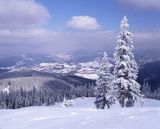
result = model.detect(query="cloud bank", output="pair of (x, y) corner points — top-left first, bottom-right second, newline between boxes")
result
(0, 29), (160, 55)
(0, 0), (50, 29)
(118, 0), (160, 10)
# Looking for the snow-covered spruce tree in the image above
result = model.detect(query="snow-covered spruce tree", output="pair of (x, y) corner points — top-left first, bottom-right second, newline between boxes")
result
(114, 16), (143, 107)
(94, 52), (113, 109)
(142, 81), (151, 98)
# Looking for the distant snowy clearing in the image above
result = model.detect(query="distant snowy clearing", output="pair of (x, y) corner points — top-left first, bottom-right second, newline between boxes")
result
(0, 97), (160, 129)
(74, 73), (98, 80)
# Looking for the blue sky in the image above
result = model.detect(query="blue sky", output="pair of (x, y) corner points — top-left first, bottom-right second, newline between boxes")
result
(0, 0), (159, 55)
(37, 0), (160, 31)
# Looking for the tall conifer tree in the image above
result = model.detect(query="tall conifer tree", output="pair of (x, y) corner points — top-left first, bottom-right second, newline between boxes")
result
(114, 16), (143, 107)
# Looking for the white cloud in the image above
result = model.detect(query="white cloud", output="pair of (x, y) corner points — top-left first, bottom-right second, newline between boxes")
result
(67, 16), (101, 30)
(0, 29), (115, 55)
(118, 0), (160, 10)
(0, 28), (159, 55)
(134, 31), (160, 48)
(0, 0), (50, 29)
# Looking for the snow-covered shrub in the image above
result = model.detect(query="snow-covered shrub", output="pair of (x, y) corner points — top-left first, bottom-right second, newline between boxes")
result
(61, 98), (73, 108)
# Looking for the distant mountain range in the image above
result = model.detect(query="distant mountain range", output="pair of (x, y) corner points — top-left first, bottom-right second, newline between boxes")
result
(0, 69), (95, 93)
(138, 61), (160, 92)
(0, 49), (160, 92)
(1, 49), (160, 68)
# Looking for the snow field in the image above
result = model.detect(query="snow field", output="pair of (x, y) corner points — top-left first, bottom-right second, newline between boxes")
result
(0, 97), (160, 129)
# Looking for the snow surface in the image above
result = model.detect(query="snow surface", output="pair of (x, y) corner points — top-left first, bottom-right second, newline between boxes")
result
(75, 73), (98, 80)
(0, 97), (160, 129)
(32, 60), (104, 80)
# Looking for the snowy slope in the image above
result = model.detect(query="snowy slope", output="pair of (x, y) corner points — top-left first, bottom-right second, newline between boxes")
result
(0, 98), (160, 129)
